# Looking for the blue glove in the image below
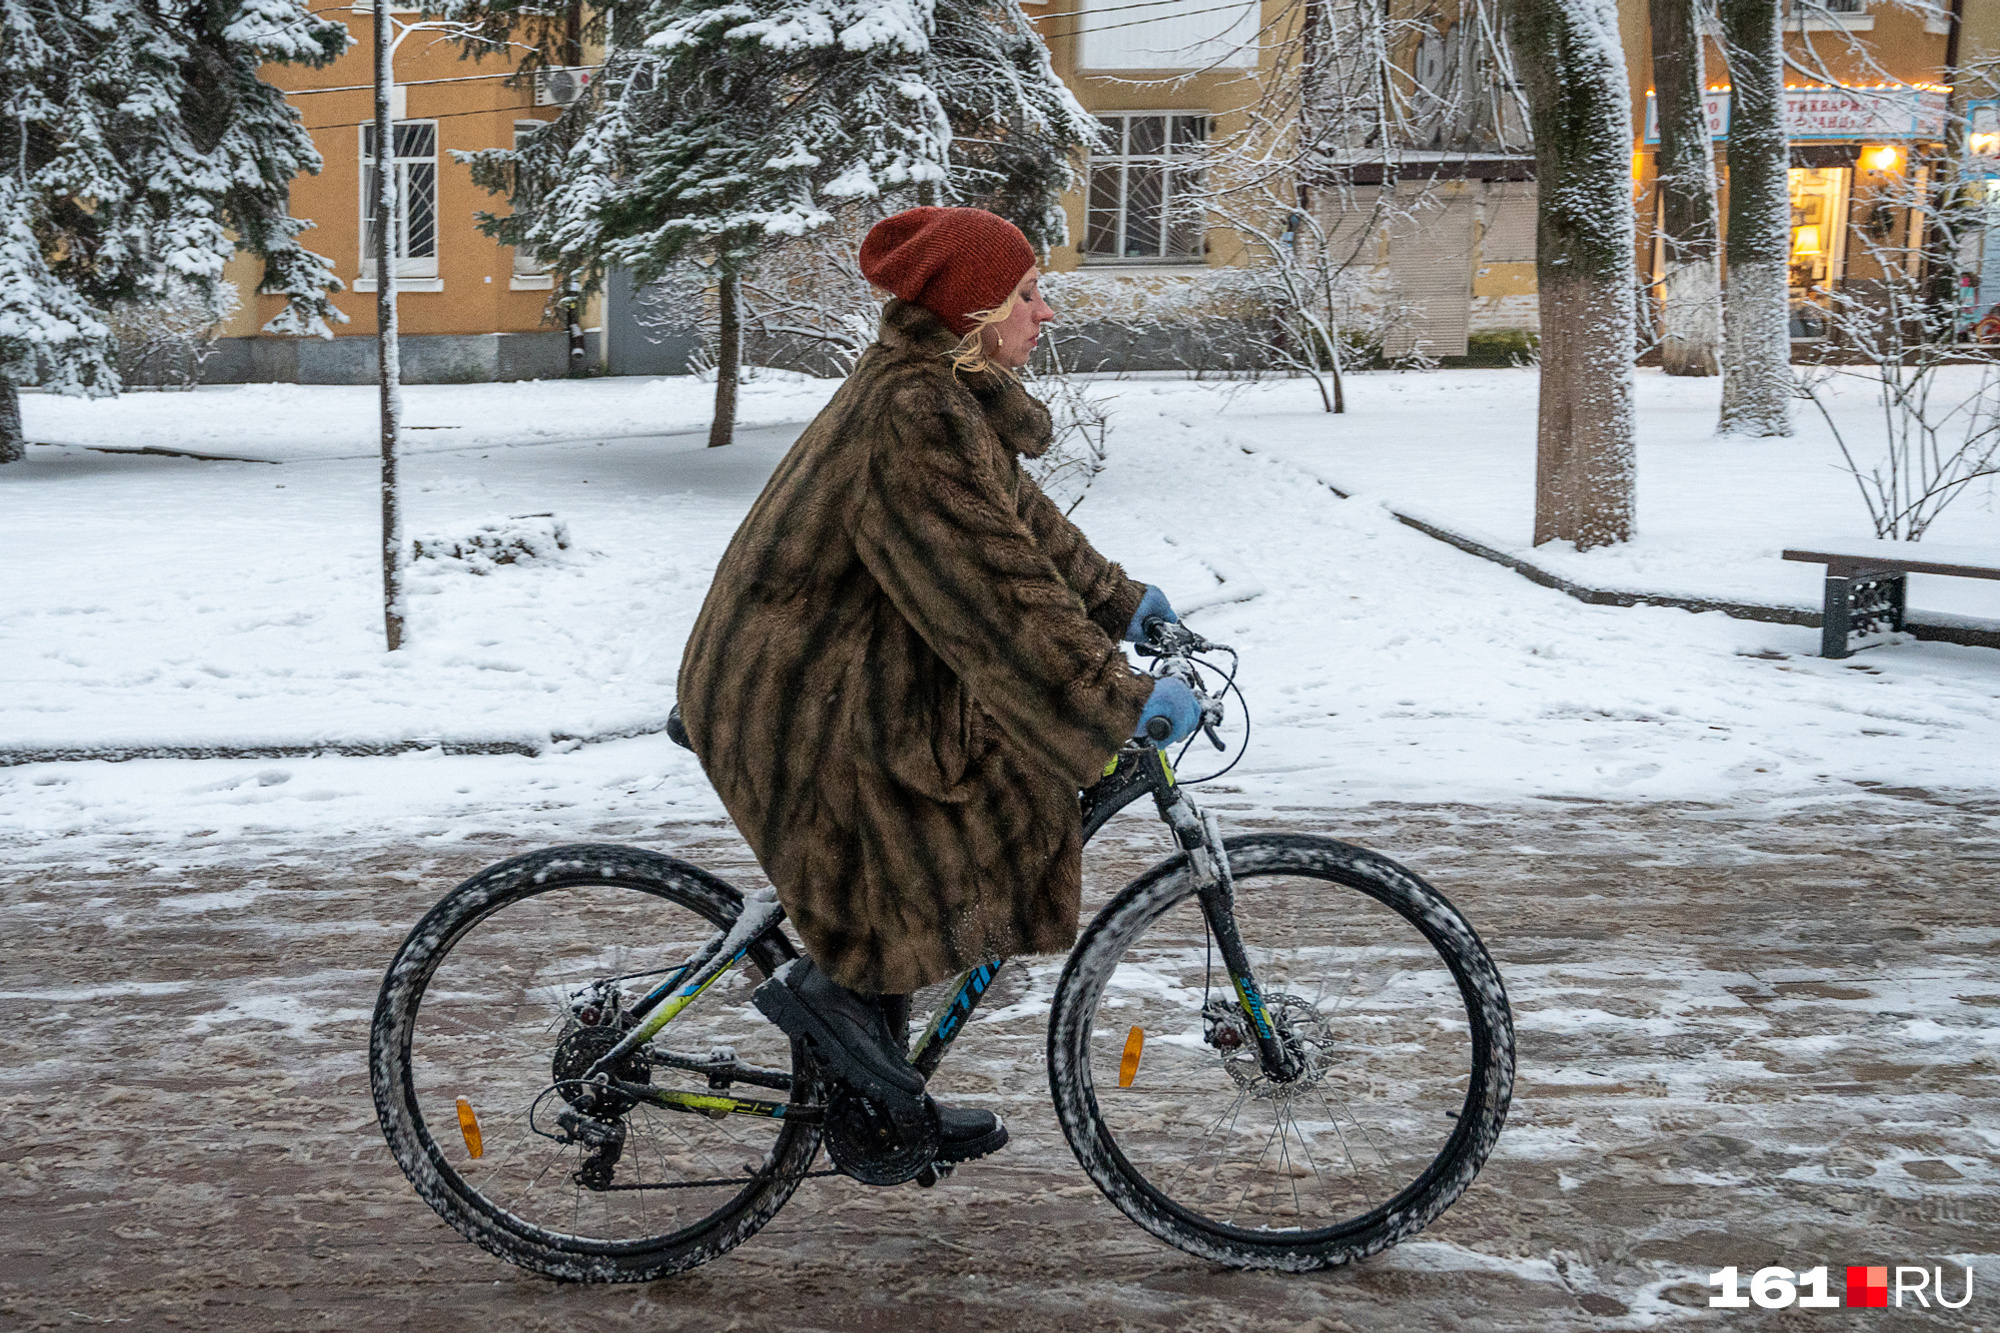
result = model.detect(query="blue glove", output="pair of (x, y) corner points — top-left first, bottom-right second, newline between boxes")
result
(1134, 676), (1199, 745)
(1125, 585), (1178, 642)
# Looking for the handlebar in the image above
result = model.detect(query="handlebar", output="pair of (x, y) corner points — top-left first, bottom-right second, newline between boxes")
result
(1137, 616), (1213, 657)
(1136, 616), (1229, 752)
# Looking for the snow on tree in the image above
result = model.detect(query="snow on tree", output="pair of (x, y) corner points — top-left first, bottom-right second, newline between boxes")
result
(446, 0), (1094, 444)
(1649, 0), (1721, 377)
(1505, 0), (1636, 548)
(1716, 0), (1793, 437)
(0, 0), (349, 463)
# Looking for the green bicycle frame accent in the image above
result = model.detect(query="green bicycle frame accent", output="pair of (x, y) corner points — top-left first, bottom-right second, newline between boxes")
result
(646, 1088), (796, 1120)
(582, 741), (1298, 1117)
(583, 891), (788, 1083)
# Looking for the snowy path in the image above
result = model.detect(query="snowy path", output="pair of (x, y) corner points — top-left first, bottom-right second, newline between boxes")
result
(2, 796), (1995, 1329)
(8, 372), (2000, 802)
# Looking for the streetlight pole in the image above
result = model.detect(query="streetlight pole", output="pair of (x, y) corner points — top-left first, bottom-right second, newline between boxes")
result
(371, 0), (405, 651)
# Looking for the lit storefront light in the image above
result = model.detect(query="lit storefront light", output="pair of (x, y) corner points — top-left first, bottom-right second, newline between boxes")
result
(1859, 144), (1904, 174)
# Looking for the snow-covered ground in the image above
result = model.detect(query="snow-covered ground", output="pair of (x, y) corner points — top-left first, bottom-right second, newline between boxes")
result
(5, 366), (1999, 848)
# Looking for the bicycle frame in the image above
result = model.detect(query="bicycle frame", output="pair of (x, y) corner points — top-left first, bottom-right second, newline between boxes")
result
(575, 740), (1299, 1125)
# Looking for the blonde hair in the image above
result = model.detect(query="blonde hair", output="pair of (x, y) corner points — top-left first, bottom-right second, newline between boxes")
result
(947, 289), (1024, 376)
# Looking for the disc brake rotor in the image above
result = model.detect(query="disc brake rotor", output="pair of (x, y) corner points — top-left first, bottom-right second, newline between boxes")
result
(1214, 994), (1335, 1101)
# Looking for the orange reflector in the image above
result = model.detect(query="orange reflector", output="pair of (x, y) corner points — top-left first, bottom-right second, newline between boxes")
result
(1118, 1026), (1145, 1087)
(456, 1096), (484, 1159)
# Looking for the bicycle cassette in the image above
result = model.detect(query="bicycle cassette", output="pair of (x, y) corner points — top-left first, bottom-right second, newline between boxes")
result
(820, 1087), (941, 1187)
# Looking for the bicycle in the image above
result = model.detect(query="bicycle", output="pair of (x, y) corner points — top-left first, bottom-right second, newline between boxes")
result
(369, 621), (1515, 1281)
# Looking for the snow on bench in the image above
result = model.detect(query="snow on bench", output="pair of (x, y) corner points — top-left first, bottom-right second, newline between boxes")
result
(1782, 541), (2000, 659)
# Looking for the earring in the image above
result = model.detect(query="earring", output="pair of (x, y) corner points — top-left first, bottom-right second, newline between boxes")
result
(996, 334), (1005, 350)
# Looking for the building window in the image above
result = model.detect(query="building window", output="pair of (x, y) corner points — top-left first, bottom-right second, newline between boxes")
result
(1076, 0), (1258, 70)
(360, 120), (439, 280)
(1084, 113), (1206, 263)
(510, 121), (554, 287)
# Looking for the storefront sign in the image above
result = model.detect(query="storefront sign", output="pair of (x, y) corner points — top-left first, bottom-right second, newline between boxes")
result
(1643, 87), (1947, 143)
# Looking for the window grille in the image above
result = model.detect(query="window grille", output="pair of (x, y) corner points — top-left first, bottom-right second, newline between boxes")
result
(360, 120), (440, 280)
(1084, 113), (1207, 263)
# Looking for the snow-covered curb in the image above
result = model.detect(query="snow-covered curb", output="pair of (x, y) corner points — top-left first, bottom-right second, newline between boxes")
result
(1242, 440), (2000, 653)
(0, 718), (678, 767)
(1386, 505), (2000, 652)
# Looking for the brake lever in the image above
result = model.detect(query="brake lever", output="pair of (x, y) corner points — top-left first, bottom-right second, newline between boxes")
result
(1138, 616), (1212, 657)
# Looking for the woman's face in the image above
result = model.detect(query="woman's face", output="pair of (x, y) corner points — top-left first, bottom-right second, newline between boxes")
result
(981, 268), (1055, 370)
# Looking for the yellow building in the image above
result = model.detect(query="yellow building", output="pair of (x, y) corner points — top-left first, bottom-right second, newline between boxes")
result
(1629, 0), (1963, 345)
(213, 4), (585, 382)
(217, 0), (1992, 379)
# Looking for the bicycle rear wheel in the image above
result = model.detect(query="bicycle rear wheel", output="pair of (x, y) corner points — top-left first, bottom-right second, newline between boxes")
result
(369, 844), (820, 1282)
(1048, 832), (1513, 1270)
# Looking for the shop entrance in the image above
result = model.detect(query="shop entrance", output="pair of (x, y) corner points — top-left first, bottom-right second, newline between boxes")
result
(1788, 165), (1851, 340)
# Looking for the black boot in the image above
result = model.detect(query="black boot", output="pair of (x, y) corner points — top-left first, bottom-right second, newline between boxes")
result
(933, 1102), (1008, 1164)
(753, 959), (926, 1105)
(878, 992), (1004, 1163)
(879, 992), (912, 1056)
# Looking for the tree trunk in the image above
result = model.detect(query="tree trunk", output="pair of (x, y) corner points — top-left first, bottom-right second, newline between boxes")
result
(0, 378), (23, 464)
(1650, 0), (1722, 376)
(1507, 0), (1637, 549)
(373, 6), (406, 650)
(708, 267), (741, 449)
(1717, 0), (1793, 436)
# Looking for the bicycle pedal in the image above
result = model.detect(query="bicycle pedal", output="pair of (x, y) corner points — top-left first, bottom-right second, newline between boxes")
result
(913, 1162), (954, 1188)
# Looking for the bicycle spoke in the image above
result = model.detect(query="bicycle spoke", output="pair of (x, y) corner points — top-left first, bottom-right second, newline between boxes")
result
(1059, 838), (1510, 1256)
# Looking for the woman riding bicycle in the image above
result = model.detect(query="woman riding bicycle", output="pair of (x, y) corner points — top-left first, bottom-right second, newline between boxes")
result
(675, 207), (1199, 1162)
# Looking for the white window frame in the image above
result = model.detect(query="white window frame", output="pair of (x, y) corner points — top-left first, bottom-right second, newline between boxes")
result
(1077, 0), (1258, 71)
(1783, 0), (1873, 30)
(1082, 112), (1208, 265)
(509, 120), (554, 289)
(358, 119), (441, 290)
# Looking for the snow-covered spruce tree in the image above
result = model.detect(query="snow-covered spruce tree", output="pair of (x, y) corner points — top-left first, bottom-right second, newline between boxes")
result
(1650, 0), (1721, 377)
(1505, 0), (1636, 548)
(449, 0), (1093, 444)
(0, 0), (348, 463)
(1716, 0), (1792, 436)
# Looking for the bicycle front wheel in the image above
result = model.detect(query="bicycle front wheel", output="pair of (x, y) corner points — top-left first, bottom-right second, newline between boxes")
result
(1048, 832), (1514, 1270)
(369, 844), (820, 1283)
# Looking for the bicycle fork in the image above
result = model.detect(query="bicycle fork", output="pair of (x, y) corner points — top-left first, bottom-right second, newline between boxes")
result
(1153, 774), (1304, 1085)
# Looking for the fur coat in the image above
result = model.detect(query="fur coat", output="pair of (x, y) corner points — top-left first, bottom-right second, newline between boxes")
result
(677, 298), (1153, 995)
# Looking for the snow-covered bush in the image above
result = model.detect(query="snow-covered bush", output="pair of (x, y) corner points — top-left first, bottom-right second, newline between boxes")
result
(413, 516), (575, 574)
(637, 213), (889, 379)
(1799, 263), (2000, 542)
(107, 281), (240, 390)
(1024, 340), (1113, 514)
(1038, 268), (1274, 381)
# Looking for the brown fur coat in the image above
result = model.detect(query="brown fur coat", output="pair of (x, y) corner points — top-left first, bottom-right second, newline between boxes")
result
(678, 299), (1153, 994)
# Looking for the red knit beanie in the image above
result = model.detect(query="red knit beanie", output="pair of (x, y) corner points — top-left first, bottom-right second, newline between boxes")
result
(859, 207), (1036, 336)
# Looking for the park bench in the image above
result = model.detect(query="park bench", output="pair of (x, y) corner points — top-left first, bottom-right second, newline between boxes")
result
(1783, 541), (2000, 659)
